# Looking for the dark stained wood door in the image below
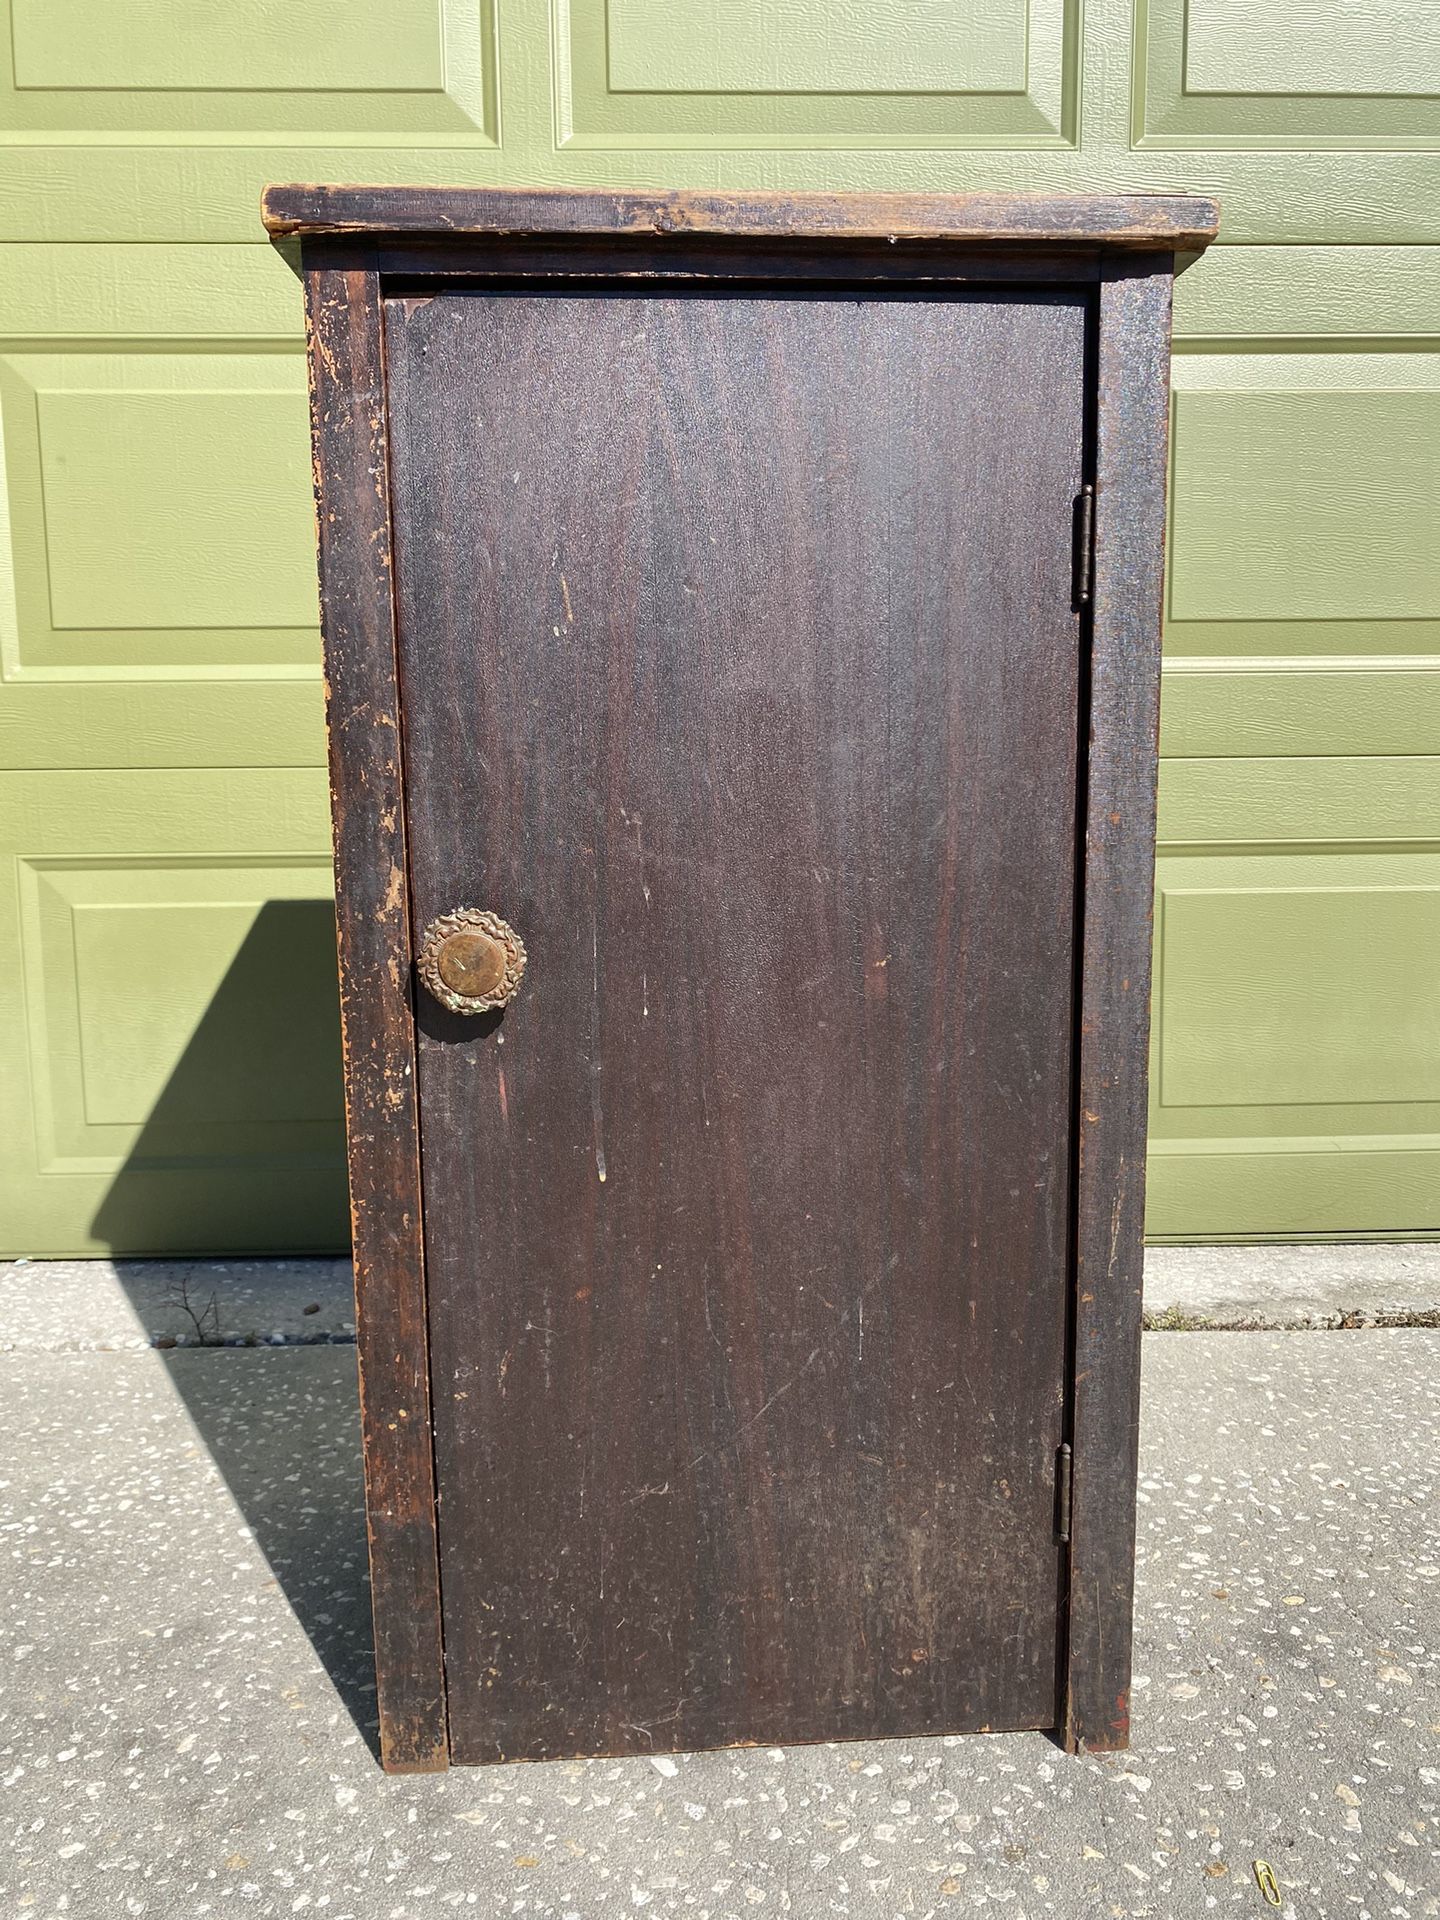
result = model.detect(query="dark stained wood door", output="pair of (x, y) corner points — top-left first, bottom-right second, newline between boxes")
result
(384, 286), (1089, 1764)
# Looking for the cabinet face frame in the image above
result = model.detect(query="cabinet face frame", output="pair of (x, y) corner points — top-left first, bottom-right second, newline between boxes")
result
(272, 187), (1217, 1773)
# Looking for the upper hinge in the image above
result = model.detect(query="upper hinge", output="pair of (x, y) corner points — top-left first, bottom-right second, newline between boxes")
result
(1073, 483), (1096, 608)
(1055, 1441), (1073, 1542)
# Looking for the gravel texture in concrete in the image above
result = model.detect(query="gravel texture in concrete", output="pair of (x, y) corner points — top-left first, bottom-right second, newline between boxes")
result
(0, 1257), (355, 1351)
(2, 1330), (1436, 1918)
(4, 1244), (1438, 1356)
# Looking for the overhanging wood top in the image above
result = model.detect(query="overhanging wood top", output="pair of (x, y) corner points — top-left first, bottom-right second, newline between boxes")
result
(262, 185), (1220, 253)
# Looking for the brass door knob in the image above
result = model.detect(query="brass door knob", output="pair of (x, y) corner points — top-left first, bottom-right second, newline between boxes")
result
(417, 908), (527, 1014)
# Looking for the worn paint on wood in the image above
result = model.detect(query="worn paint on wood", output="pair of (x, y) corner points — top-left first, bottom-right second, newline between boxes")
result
(302, 254), (448, 1773)
(1063, 256), (1175, 1754)
(263, 183), (1220, 251)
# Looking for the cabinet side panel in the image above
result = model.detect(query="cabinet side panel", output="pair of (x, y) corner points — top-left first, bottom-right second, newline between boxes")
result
(301, 253), (447, 1773)
(1065, 255), (1173, 1753)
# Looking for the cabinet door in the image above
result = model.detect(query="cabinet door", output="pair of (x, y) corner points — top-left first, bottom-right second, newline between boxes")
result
(385, 287), (1088, 1762)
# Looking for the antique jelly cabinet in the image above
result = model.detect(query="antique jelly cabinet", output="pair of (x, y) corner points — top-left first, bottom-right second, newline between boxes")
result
(265, 186), (1219, 1773)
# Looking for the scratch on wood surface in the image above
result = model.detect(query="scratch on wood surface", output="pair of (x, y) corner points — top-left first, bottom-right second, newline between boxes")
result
(625, 1481), (672, 1506)
(685, 1347), (821, 1474)
(590, 911), (607, 1182)
(684, 1252), (896, 1478)
(1108, 1169), (1126, 1280)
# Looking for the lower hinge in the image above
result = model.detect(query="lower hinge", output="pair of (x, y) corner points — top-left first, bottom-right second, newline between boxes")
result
(1055, 1441), (1073, 1543)
(1073, 483), (1096, 607)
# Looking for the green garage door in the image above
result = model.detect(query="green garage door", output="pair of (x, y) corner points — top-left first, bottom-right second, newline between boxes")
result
(0, 0), (1436, 1253)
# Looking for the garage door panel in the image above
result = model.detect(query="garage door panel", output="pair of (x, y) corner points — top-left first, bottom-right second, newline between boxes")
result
(1155, 855), (1440, 1114)
(0, 246), (326, 773)
(0, 768), (346, 1256)
(1136, 0), (1440, 144)
(1155, 234), (1439, 1237)
(1160, 662), (1440, 758)
(1145, 1141), (1440, 1242)
(1, 9), (1437, 1249)
(0, 351), (316, 672)
(1148, 817), (1440, 1237)
(554, 0), (1075, 148)
(3, 0), (496, 138)
(1167, 353), (1440, 643)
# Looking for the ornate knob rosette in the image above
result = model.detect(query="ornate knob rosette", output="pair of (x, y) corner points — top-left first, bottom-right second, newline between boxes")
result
(416, 907), (527, 1015)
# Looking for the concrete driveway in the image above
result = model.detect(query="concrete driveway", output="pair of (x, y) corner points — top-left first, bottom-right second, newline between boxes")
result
(0, 1269), (1436, 1918)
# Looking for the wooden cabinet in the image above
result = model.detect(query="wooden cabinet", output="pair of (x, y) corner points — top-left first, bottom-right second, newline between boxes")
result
(267, 186), (1218, 1772)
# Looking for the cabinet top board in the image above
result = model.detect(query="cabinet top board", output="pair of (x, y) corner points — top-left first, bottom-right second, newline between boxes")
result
(262, 184), (1219, 252)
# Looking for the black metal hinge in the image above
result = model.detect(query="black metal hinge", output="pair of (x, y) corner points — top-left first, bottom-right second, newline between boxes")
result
(1055, 1442), (1073, 1542)
(1073, 483), (1096, 608)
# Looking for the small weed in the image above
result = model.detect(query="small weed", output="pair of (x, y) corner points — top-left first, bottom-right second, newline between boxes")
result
(165, 1270), (222, 1347)
(1142, 1305), (1215, 1332)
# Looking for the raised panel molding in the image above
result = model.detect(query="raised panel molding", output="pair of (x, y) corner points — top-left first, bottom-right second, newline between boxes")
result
(1172, 246), (1440, 343)
(0, 348), (318, 678)
(0, 767), (344, 1256)
(40, 388), (313, 631)
(21, 856), (342, 1170)
(0, 244), (306, 343)
(1147, 846), (1440, 1238)
(1182, 0), (1440, 98)
(1158, 757), (1440, 846)
(0, 0), (498, 139)
(555, 0), (1079, 148)
(1166, 352), (1440, 655)
(1135, 0), (1440, 147)
(0, 0), (1436, 240)
(1160, 659), (1440, 758)
(1144, 1139), (1440, 1241)
(1157, 873), (1440, 1109)
(1170, 388), (1440, 623)
(606, 0), (1028, 93)
(1149, 740), (1440, 1238)
(13, 0), (442, 91)
(0, 246), (325, 770)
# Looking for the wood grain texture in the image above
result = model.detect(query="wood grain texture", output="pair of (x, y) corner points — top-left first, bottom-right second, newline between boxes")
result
(264, 184), (1220, 251)
(301, 253), (447, 1772)
(384, 286), (1088, 1764)
(1063, 255), (1175, 1755)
